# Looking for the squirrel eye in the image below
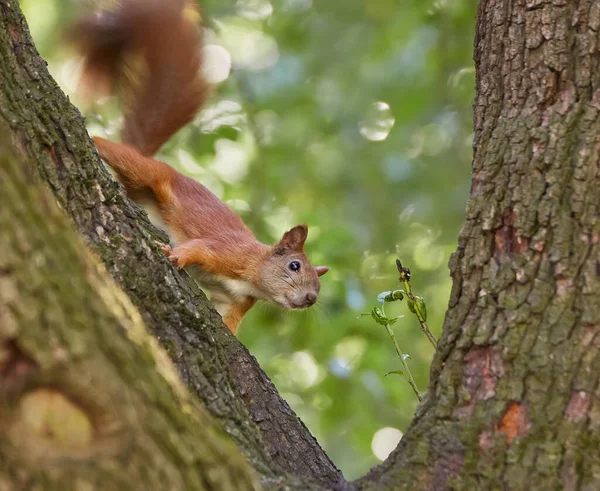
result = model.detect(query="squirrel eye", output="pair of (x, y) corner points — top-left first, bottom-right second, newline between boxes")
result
(289, 261), (301, 272)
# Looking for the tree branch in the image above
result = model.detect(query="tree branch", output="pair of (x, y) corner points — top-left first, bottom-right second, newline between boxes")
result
(0, 135), (261, 491)
(0, 1), (343, 488)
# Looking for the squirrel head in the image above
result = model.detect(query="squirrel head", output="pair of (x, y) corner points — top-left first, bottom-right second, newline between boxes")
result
(259, 225), (329, 310)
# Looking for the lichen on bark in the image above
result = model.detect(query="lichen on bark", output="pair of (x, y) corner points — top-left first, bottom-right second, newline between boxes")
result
(0, 140), (261, 491)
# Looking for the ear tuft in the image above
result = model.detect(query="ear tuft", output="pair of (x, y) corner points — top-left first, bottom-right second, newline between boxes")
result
(277, 224), (308, 251)
(315, 266), (329, 277)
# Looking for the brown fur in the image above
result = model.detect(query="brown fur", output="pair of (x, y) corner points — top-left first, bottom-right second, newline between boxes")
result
(73, 1), (329, 333)
(70, 0), (206, 155)
(222, 298), (257, 335)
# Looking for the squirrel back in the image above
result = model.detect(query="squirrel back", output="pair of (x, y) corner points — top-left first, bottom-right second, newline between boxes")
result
(68, 0), (330, 334)
(69, 0), (207, 156)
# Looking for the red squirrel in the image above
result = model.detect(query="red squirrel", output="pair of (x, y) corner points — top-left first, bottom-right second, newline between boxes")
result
(69, 0), (329, 334)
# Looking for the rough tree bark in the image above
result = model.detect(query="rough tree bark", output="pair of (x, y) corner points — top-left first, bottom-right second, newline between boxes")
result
(0, 140), (261, 490)
(2, 0), (600, 490)
(357, 1), (600, 489)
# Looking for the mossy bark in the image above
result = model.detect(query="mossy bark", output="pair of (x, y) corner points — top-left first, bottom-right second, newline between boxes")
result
(0, 141), (262, 490)
(0, 1), (342, 488)
(357, 1), (600, 489)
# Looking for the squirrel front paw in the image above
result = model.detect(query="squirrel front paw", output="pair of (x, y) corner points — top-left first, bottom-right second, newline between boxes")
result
(161, 244), (184, 269)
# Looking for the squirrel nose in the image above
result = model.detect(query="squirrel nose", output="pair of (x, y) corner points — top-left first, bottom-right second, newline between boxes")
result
(305, 292), (317, 306)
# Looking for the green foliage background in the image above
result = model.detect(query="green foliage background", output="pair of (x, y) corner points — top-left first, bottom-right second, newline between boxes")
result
(24, 0), (476, 478)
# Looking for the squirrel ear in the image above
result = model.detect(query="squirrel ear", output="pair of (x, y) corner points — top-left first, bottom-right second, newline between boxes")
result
(315, 266), (329, 277)
(277, 224), (308, 251)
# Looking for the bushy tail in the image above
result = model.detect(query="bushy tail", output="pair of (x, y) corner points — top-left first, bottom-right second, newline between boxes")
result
(69, 0), (207, 156)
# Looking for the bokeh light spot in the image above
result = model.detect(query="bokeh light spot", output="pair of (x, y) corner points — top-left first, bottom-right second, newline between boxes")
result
(359, 102), (395, 142)
(202, 45), (232, 84)
(210, 139), (251, 184)
(218, 21), (280, 71)
(237, 0), (274, 20)
(371, 427), (403, 461)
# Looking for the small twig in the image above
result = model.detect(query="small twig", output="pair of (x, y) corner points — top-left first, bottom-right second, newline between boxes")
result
(381, 303), (422, 401)
(396, 259), (437, 350)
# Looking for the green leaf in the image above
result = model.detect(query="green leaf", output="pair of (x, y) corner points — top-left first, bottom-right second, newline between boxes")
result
(371, 307), (390, 326)
(415, 296), (427, 321)
(377, 290), (404, 304)
(385, 370), (404, 377)
(377, 291), (392, 305)
(391, 290), (404, 301)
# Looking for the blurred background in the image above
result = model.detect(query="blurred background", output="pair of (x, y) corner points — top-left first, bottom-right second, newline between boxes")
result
(23, 0), (476, 479)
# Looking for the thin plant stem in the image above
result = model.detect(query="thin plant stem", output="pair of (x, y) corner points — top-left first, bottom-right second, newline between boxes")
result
(381, 304), (422, 401)
(402, 277), (437, 350)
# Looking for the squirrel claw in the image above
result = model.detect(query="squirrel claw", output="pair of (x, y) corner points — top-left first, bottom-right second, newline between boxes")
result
(169, 255), (182, 268)
(162, 244), (183, 269)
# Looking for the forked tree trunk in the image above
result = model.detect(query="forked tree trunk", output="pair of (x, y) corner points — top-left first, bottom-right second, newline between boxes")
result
(1, 0), (600, 489)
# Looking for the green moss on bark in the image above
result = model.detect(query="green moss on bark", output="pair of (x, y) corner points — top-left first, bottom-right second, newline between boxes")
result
(0, 141), (261, 491)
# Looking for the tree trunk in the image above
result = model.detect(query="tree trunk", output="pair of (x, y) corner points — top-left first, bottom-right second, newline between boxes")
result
(357, 1), (600, 489)
(0, 139), (261, 490)
(2, 0), (600, 489)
